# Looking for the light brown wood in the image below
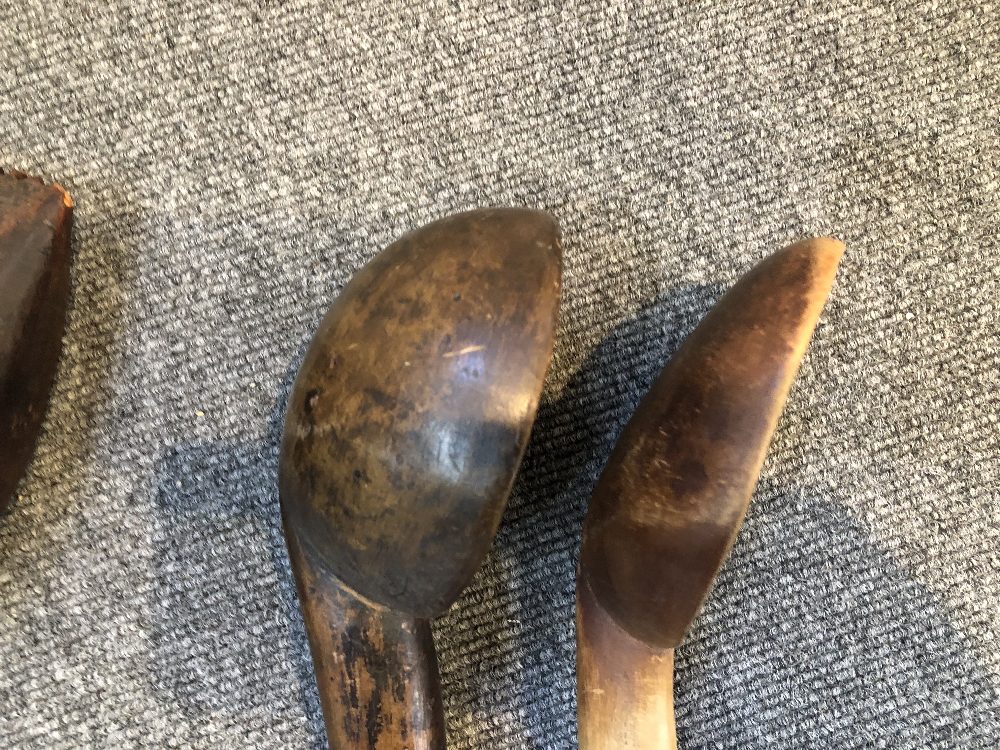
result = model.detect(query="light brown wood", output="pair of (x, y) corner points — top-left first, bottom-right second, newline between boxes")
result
(577, 577), (676, 750)
(577, 238), (844, 748)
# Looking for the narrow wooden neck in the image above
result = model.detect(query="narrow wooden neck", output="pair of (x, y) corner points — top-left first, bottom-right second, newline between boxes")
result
(285, 524), (446, 750)
(577, 574), (677, 750)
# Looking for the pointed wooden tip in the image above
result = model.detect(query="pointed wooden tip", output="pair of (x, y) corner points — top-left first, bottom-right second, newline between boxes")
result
(54, 183), (74, 209)
(767, 236), (844, 360)
(0, 169), (74, 223)
(1, 170), (75, 512)
(792, 235), (845, 261)
(782, 235), (845, 309)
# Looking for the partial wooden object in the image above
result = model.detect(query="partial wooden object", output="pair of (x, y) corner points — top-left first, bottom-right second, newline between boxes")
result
(1, 170), (74, 513)
(286, 523), (445, 749)
(577, 577), (677, 750)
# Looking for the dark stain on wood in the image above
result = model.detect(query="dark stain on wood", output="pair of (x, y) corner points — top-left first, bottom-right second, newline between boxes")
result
(280, 208), (562, 748)
(1, 170), (74, 513)
(286, 521), (446, 749)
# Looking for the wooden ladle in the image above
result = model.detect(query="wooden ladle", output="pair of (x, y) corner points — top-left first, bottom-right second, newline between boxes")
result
(279, 208), (561, 749)
(576, 238), (844, 749)
(1, 171), (74, 513)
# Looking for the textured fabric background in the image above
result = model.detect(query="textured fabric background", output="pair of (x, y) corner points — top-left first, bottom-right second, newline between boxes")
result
(1, 1), (998, 747)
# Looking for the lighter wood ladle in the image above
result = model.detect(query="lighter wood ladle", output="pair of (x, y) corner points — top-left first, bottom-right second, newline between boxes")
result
(280, 208), (561, 749)
(576, 238), (844, 749)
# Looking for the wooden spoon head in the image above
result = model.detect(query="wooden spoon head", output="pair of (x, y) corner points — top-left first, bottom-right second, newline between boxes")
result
(579, 238), (843, 648)
(280, 208), (561, 618)
(1, 171), (74, 512)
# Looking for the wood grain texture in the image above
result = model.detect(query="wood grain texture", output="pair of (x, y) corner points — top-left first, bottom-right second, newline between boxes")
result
(0, 170), (74, 513)
(579, 238), (844, 648)
(577, 577), (676, 750)
(280, 208), (562, 748)
(281, 208), (561, 618)
(286, 522), (445, 750)
(577, 238), (843, 749)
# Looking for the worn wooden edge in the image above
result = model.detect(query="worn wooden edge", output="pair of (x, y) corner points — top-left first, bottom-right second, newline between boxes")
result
(576, 575), (677, 750)
(279, 206), (563, 618)
(0, 168), (74, 208)
(575, 238), (843, 748)
(283, 515), (446, 750)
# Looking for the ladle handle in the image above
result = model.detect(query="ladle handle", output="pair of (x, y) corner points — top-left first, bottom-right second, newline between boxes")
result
(285, 524), (446, 750)
(577, 575), (678, 750)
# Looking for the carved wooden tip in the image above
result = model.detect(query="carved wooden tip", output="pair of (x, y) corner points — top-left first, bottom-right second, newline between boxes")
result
(1, 170), (74, 512)
(775, 236), (844, 351)
(798, 235), (846, 267)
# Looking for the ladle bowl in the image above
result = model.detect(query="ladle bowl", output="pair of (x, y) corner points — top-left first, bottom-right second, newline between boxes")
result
(280, 208), (561, 749)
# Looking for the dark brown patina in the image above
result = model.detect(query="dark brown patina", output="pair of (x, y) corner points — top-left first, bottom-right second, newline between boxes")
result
(1, 170), (74, 513)
(280, 208), (561, 749)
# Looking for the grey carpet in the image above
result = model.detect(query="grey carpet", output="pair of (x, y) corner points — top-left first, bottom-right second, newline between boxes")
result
(2, 1), (998, 747)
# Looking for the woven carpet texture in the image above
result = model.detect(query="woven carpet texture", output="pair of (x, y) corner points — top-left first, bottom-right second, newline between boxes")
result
(1, 1), (998, 748)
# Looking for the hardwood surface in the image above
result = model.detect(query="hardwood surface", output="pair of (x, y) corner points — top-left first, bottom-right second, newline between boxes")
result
(0, 170), (73, 513)
(577, 576), (677, 750)
(280, 208), (562, 748)
(286, 522), (446, 750)
(577, 238), (843, 748)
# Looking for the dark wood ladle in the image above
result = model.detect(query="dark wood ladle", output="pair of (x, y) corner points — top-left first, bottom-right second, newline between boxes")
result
(279, 208), (561, 749)
(1, 170), (74, 513)
(576, 238), (844, 748)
